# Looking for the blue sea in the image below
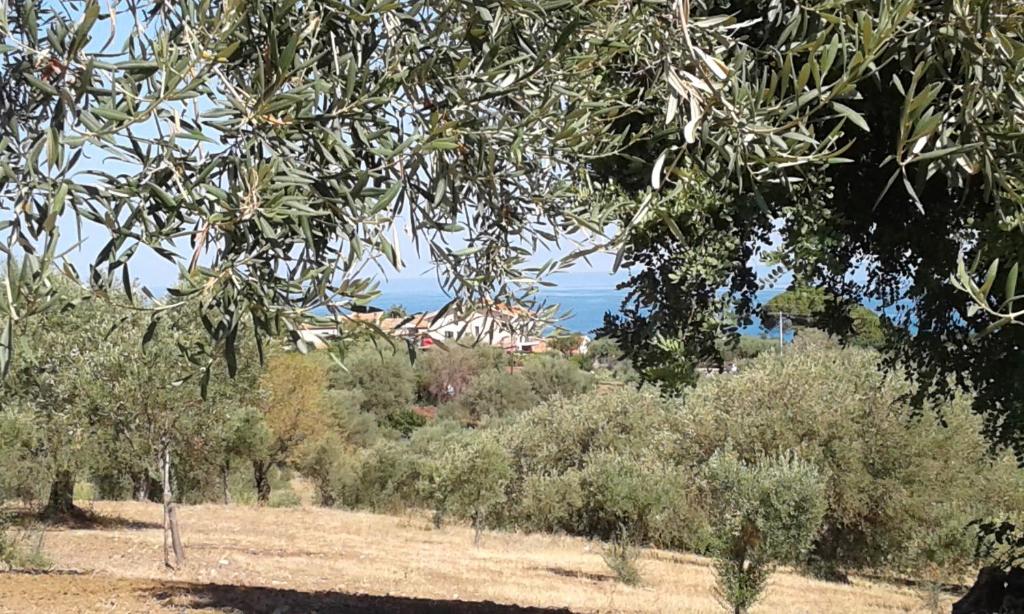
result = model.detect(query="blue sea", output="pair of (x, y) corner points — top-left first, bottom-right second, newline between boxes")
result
(370, 272), (790, 339)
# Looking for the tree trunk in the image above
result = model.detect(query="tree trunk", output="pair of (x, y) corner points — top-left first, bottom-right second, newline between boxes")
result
(134, 473), (150, 502)
(44, 469), (77, 517)
(253, 460), (271, 505)
(221, 461), (232, 505)
(162, 446), (185, 569)
(472, 509), (483, 546)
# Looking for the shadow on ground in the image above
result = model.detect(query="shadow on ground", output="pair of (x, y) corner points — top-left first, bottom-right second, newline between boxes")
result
(3, 503), (162, 531)
(32, 508), (162, 530)
(151, 582), (576, 614)
(538, 566), (612, 584)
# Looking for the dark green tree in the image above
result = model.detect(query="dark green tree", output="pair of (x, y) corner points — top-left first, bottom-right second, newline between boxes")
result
(579, 0), (1024, 455)
(759, 287), (886, 349)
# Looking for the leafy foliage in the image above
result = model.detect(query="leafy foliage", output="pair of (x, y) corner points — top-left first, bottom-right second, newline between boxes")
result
(419, 432), (512, 541)
(704, 451), (827, 614)
(682, 334), (1024, 576)
(0, 0), (624, 377)
(519, 355), (595, 401)
(547, 334), (584, 357)
(439, 369), (536, 425)
(415, 345), (508, 404)
(580, 0), (1024, 456)
(759, 287), (886, 349)
(328, 342), (416, 419)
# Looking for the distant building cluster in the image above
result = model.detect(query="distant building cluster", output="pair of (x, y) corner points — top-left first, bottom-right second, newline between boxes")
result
(296, 304), (590, 355)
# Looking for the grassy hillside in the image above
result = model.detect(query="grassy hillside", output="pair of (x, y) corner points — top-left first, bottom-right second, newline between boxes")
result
(0, 501), (952, 613)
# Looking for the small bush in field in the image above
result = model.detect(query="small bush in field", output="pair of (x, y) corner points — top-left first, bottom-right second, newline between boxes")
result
(703, 450), (826, 614)
(602, 526), (642, 585)
(0, 513), (51, 571)
(0, 412), (47, 505)
(339, 440), (424, 512)
(680, 337), (1024, 578)
(415, 345), (507, 404)
(268, 488), (302, 508)
(518, 471), (584, 534)
(419, 433), (512, 543)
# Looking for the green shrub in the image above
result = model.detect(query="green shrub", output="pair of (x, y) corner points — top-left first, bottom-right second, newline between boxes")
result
(576, 451), (701, 548)
(586, 337), (622, 365)
(0, 411), (46, 504)
(500, 389), (705, 550)
(296, 433), (348, 506)
(415, 431), (512, 540)
(440, 370), (537, 425)
(382, 408), (427, 437)
(501, 387), (680, 476)
(679, 337), (1024, 577)
(519, 355), (595, 401)
(323, 392), (379, 447)
(415, 345), (508, 404)
(602, 526), (642, 585)
(329, 343), (416, 418)
(268, 488), (302, 508)
(715, 336), (777, 364)
(333, 440), (425, 512)
(419, 432), (512, 543)
(518, 471), (585, 534)
(703, 450), (827, 614)
(0, 513), (51, 571)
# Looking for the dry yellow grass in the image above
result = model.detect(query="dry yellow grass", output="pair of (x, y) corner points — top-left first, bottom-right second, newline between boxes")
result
(0, 500), (954, 613)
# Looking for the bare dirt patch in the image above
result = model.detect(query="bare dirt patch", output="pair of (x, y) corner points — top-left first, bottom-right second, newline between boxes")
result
(0, 501), (952, 613)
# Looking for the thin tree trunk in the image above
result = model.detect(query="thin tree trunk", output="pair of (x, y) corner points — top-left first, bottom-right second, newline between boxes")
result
(220, 460), (232, 505)
(253, 460), (271, 505)
(472, 509), (483, 546)
(134, 472), (149, 502)
(162, 445), (184, 569)
(44, 469), (76, 517)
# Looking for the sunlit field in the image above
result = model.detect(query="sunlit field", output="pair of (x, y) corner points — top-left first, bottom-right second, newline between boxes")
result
(0, 501), (952, 613)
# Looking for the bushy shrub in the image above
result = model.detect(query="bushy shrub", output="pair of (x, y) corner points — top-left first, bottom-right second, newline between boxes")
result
(576, 451), (702, 549)
(0, 411), (47, 504)
(586, 337), (622, 365)
(268, 488), (302, 508)
(335, 440), (425, 512)
(296, 433), (348, 506)
(415, 345), (508, 404)
(703, 450), (827, 614)
(679, 336), (1024, 577)
(382, 408), (427, 437)
(602, 527), (642, 585)
(440, 370), (537, 425)
(323, 391), (379, 447)
(501, 389), (705, 550)
(715, 336), (777, 364)
(0, 513), (50, 571)
(419, 432), (512, 542)
(329, 343), (416, 418)
(501, 387), (681, 475)
(517, 471), (585, 533)
(519, 355), (595, 401)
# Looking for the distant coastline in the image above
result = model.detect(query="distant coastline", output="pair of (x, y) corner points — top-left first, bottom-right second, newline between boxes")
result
(335, 273), (792, 338)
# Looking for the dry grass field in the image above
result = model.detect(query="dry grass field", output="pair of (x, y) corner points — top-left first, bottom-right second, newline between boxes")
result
(0, 500), (954, 613)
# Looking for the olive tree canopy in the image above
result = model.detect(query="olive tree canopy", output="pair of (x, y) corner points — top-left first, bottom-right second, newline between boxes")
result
(0, 0), (625, 377)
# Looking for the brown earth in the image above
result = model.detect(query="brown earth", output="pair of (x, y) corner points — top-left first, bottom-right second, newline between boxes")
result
(0, 500), (954, 613)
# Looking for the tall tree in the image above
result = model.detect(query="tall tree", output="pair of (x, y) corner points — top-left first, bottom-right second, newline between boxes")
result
(241, 352), (328, 504)
(0, 269), (119, 518)
(582, 0), (1024, 452)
